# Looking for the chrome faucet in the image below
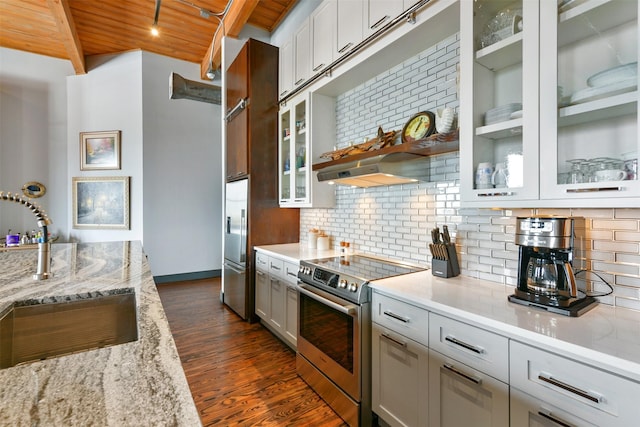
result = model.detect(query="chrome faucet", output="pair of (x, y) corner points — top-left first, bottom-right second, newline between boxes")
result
(1, 191), (52, 280)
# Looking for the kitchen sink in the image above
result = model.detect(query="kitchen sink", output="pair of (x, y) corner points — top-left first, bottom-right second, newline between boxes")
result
(0, 291), (138, 369)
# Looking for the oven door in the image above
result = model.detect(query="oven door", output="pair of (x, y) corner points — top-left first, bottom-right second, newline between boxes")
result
(297, 282), (361, 401)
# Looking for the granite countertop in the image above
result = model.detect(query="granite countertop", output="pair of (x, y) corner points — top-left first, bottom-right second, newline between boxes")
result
(0, 241), (201, 426)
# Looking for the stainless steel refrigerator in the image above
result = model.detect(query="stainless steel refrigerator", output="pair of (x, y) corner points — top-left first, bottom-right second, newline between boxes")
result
(223, 179), (248, 319)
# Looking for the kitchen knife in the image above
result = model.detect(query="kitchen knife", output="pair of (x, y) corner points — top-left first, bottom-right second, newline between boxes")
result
(442, 225), (451, 244)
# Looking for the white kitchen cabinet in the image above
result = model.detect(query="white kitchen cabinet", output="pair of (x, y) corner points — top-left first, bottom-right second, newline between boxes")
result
(269, 275), (285, 330)
(279, 36), (294, 100)
(255, 252), (270, 319)
(511, 387), (597, 427)
(372, 292), (429, 427)
(283, 261), (299, 347)
(294, 18), (311, 88)
(336, 0), (365, 57)
(311, 0), (336, 74)
(254, 251), (299, 349)
(428, 312), (509, 383)
(538, 0), (639, 204)
(278, 91), (335, 208)
(428, 349), (509, 427)
(460, 0), (640, 208)
(510, 340), (640, 426)
(365, 0), (404, 38)
(459, 0), (540, 206)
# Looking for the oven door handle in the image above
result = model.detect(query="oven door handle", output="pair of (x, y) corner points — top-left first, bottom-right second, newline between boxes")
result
(297, 284), (357, 315)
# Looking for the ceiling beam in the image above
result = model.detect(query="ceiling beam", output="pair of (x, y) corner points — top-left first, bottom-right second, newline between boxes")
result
(47, 0), (86, 74)
(200, 0), (260, 79)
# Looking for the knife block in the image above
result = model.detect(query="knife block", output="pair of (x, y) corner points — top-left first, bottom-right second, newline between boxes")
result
(432, 243), (460, 278)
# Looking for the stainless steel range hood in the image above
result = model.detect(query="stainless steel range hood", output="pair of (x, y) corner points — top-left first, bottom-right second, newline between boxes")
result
(316, 152), (430, 187)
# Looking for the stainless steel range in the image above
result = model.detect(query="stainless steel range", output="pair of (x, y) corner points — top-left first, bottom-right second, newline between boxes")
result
(296, 254), (425, 427)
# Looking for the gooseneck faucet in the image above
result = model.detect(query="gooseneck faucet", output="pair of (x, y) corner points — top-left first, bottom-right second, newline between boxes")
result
(1, 191), (52, 280)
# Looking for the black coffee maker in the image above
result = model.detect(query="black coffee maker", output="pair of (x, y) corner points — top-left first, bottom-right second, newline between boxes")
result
(508, 216), (597, 316)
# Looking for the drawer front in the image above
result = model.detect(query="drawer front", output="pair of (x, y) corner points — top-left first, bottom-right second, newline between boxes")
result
(510, 341), (640, 426)
(372, 291), (428, 344)
(283, 261), (299, 285)
(429, 313), (509, 382)
(256, 252), (269, 270)
(268, 257), (285, 279)
(511, 387), (597, 427)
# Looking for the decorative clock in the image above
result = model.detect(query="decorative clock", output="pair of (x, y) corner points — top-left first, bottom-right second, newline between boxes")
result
(401, 111), (436, 144)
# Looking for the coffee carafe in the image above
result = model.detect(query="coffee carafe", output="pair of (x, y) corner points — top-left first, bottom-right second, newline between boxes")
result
(509, 216), (597, 317)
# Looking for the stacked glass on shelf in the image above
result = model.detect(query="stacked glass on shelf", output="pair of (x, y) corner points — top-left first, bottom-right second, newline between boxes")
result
(562, 155), (637, 184)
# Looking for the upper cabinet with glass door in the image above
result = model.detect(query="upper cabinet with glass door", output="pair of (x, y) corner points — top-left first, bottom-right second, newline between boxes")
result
(460, 0), (540, 206)
(539, 0), (639, 206)
(278, 92), (336, 208)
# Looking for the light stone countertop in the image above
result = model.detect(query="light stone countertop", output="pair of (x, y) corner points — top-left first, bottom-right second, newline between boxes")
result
(0, 241), (201, 427)
(256, 243), (640, 383)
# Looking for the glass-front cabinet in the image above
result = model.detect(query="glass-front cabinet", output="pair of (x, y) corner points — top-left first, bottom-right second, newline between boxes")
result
(539, 0), (638, 203)
(460, 0), (540, 206)
(278, 91), (335, 208)
(461, 0), (639, 208)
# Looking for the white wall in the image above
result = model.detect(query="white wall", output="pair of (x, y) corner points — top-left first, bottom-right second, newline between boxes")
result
(0, 48), (73, 239)
(141, 51), (222, 277)
(67, 52), (144, 243)
(2, 47), (222, 277)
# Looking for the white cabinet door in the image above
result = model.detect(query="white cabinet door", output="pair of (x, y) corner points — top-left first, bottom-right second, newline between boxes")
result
(372, 322), (429, 427)
(294, 18), (311, 87)
(366, 0), (403, 36)
(311, 0), (336, 74)
(428, 349), (509, 427)
(285, 284), (298, 347)
(269, 276), (285, 330)
(538, 0), (639, 205)
(255, 269), (269, 320)
(279, 36), (293, 99)
(459, 0), (541, 207)
(336, 0), (364, 57)
(511, 387), (597, 427)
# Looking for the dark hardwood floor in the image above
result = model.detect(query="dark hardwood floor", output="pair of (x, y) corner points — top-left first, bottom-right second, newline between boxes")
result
(157, 278), (348, 426)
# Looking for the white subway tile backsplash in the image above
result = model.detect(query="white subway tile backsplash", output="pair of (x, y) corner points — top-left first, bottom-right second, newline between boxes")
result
(300, 32), (640, 310)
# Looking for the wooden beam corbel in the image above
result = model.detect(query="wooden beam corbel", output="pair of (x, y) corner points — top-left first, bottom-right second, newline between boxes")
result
(47, 0), (86, 74)
(200, 0), (260, 79)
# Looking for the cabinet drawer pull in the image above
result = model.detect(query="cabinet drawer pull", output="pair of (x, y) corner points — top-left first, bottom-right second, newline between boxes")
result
(257, 271), (265, 276)
(338, 42), (353, 53)
(287, 271), (297, 278)
(477, 191), (514, 197)
(537, 410), (574, 427)
(443, 363), (482, 385)
(381, 332), (407, 348)
(444, 335), (485, 354)
(566, 186), (622, 193)
(312, 63), (325, 72)
(295, 78), (305, 85)
(280, 90), (289, 97)
(538, 373), (602, 404)
(270, 264), (281, 270)
(370, 15), (390, 30)
(383, 310), (410, 323)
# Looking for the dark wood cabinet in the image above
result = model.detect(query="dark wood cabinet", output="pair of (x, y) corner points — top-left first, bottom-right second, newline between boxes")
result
(224, 38), (300, 322)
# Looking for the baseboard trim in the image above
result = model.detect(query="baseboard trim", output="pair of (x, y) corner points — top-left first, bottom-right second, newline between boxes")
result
(154, 269), (221, 284)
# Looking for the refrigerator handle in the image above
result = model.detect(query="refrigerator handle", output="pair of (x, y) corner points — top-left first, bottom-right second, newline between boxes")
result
(226, 216), (231, 234)
(240, 209), (246, 263)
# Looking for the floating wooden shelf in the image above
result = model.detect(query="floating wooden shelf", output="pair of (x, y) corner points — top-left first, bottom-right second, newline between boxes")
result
(312, 131), (459, 171)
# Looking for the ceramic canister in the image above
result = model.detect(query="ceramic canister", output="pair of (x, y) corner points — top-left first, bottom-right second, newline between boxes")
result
(317, 235), (330, 251)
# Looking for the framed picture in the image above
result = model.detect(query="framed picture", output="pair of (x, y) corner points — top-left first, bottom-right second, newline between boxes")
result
(80, 130), (121, 170)
(72, 176), (130, 229)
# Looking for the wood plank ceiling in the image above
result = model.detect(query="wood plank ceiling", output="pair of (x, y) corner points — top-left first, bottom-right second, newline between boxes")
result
(0, 0), (297, 78)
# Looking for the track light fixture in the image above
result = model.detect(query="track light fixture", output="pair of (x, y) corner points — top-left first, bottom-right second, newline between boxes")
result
(151, 0), (161, 36)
